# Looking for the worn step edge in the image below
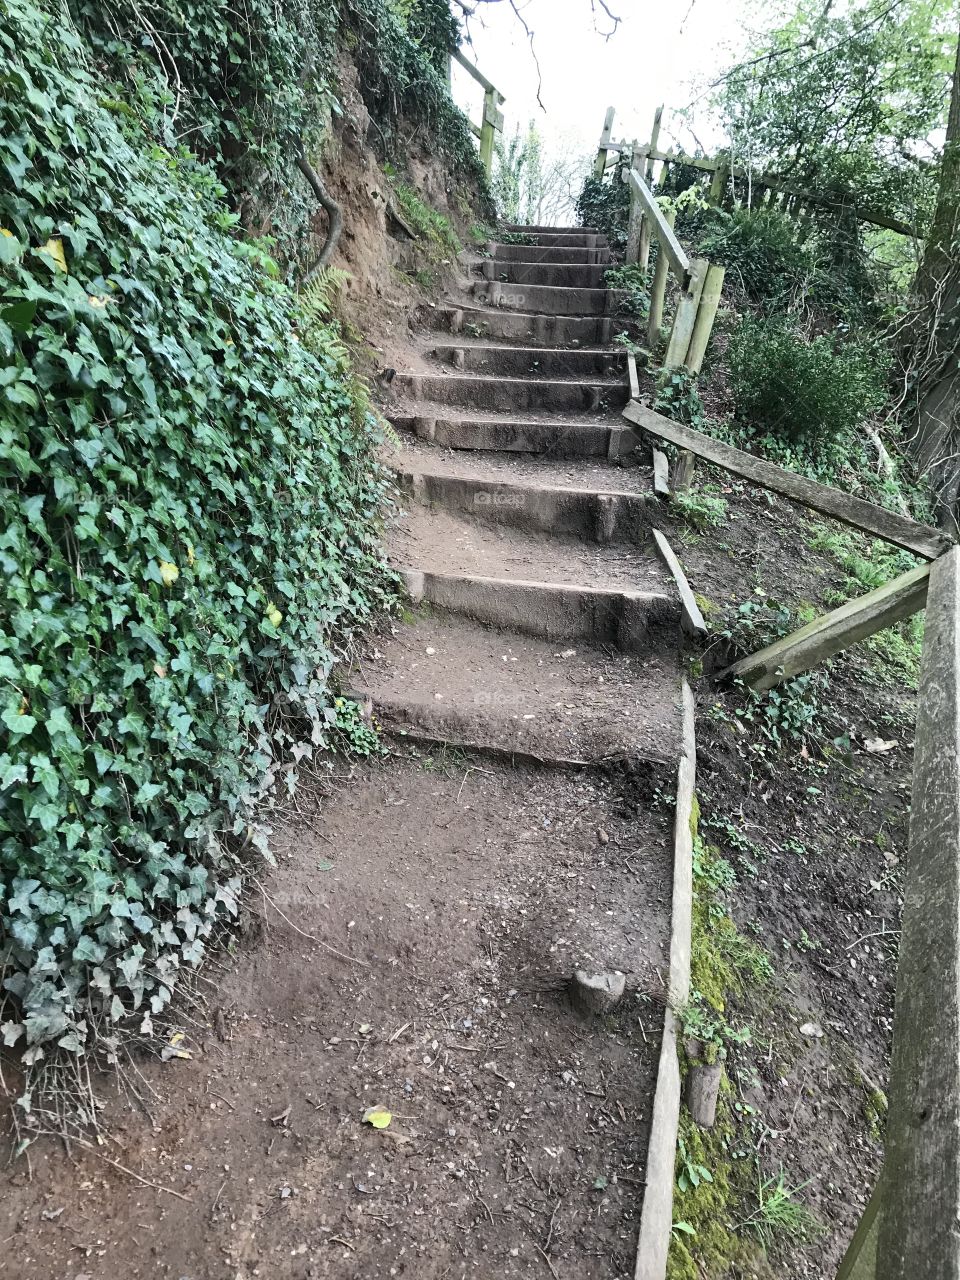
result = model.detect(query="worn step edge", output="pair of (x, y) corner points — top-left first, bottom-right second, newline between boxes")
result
(370, 695), (675, 769)
(634, 679), (695, 1280)
(392, 375), (628, 413)
(474, 280), (625, 317)
(388, 413), (639, 460)
(424, 306), (618, 345)
(397, 567), (680, 652)
(393, 468), (658, 542)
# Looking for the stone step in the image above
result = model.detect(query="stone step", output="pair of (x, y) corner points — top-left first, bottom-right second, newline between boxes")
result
(392, 503), (670, 595)
(354, 610), (682, 766)
(393, 468), (657, 542)
(474, 280), (623, 317)
(500, 230), (609, 248)
(423, 305), (618, 347)
(483, 260), (610, 289)
(502, 224), (599, 234)
(397, 568), (678, 655)
(489, 243), (612, 264)
(429, 342), (624, 378)
(388, 412), (638, 459)
(391, 371), (628, 413)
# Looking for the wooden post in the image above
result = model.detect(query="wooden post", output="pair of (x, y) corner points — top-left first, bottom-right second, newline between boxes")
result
(645, 106), (663, 184)
(684, 263), (726, 375)
(664, 257), (707, 369)
(625, 143), (643, 265)
(594, 106), (615, 178)
(708, 162), (729, 206)
(877, 545), (960, 1280)
(479, 87), (504, 178)
(647, 206), (676, 347)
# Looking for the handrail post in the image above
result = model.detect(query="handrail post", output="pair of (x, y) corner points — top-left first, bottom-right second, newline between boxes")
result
(594, 106), (615, 178)
(664, 257), (707, 369)
(645, 105), (663, 184)
(685, 264), (726, 375)
(625, 143), (642, 265)
(646, 205), (676, 347)
(876, 543), (960, 1279)
(479, 85), (504, 178)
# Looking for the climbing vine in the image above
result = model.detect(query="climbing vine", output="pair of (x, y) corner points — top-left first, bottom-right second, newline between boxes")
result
(0, 0), (398, 1062)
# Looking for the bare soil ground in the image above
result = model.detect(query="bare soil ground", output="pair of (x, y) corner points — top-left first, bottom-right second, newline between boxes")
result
(1, 751), (674, 1280)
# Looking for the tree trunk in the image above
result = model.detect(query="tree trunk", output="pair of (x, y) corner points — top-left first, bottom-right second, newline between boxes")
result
(906, 24), (960, 535)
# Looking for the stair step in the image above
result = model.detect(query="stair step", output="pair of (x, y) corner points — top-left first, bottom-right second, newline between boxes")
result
(389, 412), (637, 459)
(474, 280), (624, 317)
(392, 504), (670, 594)
(430, 342), (624, 378)
(392, 371), (627, 413)
(422, 305), (618, 347)
(355, 611), (682, 766)
(502, 224), (599, 234)
(490, 243), (612, 264)
(397, 569), (678, 654)
(484, 261), (610, 289)
(394, 468), (657, 543)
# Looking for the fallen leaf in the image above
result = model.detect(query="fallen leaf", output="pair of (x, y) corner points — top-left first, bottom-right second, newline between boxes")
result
(362, 1104), (392, 1129)
(160, 1029), (192, 1061)
(865, 738), (897, 754)
(799, 1021), (824, 1039)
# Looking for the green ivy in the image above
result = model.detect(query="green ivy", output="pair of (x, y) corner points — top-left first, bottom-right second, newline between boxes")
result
(0, 0), (396, 1061)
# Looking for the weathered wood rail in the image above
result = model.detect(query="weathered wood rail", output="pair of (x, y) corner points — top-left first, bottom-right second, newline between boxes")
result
(593, 107), (725, 382)
(449, 48), (504, 178)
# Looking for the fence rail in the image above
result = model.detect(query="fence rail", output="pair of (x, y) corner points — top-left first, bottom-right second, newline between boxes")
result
(449, 48), (504, 178)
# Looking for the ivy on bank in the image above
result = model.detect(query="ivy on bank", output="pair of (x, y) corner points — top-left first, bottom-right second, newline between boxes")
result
(0, 0), (395, 1061)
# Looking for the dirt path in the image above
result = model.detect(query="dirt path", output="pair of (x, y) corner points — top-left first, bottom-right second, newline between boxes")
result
(1, 226), (684, 1278)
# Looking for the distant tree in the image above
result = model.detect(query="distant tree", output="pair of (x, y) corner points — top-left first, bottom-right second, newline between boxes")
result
(492, 122), (590, 225)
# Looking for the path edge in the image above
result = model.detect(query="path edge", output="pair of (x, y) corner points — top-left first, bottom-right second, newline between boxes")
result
(634, 678), (696, 1280)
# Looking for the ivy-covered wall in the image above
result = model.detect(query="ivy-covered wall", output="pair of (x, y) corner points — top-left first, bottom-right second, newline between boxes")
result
(0, 0), (476, 1065)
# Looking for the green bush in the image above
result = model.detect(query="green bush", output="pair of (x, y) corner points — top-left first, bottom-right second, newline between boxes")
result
(727, 318), (888, 478)
(575, 172), (630, 249)
(699, 207), (815, 307)
(0, 1), (394, 1061)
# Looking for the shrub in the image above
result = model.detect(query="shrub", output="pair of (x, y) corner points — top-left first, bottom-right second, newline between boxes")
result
(727, 319), (888, 478)
(605, 262), (650, 320)
(575, 171), (630, 249)
(699, 207), (815, 308)
(0, 1), (394, 1063)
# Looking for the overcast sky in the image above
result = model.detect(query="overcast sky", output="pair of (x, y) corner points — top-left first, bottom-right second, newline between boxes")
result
(450, 0), (781, 161)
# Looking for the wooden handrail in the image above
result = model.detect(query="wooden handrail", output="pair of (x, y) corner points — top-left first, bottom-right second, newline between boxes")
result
(622, 401), (953, 560)
(452, 47), (497, 94)
(626, 168), (690, 282)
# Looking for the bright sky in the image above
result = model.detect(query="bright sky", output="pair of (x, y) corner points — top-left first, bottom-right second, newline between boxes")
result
(450, 0), (776, 161)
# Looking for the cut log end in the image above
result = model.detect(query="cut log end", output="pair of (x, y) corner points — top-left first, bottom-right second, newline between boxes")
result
(571, 969), (626, 1016)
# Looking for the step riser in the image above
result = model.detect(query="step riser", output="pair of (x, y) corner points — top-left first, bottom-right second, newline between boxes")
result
(484, 261), (610, 289)
(502, 224), (599, 234)
(500, 232), (608, 248)
(399, 569), (679, 654)
(431, 344), (624, 378)
(490, 244), (612, 264)
(424, 307), (616, 346)
(393, 374), (627, 413)
(474, 280), (620, 317)
(396, 471), (656, 542)
(390, 415), (639, 459)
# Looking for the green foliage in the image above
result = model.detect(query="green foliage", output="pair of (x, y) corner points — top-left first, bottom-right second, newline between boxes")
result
(715, 0), (954, 232)
(810, 526), (924, 685)
(69, 0), (487, 264)
(330, 697), (383, 757)
(738, 1168), (823, 1246)
(670, 487), (729, 532)
(655, 368), (705, 429)
(605, 261), (650, 320)
(0, 0), (395, 1060)
(575, 171), (630, 249)
(699, 206), (815, 308)
(727, 317), (888, 480)
(393, 183), (460, 254)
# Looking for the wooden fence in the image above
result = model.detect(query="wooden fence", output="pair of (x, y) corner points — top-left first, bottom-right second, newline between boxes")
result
(621, 393), (960, 1280)
(448, 48), (504, 179)
(594, 108), (725, 380)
